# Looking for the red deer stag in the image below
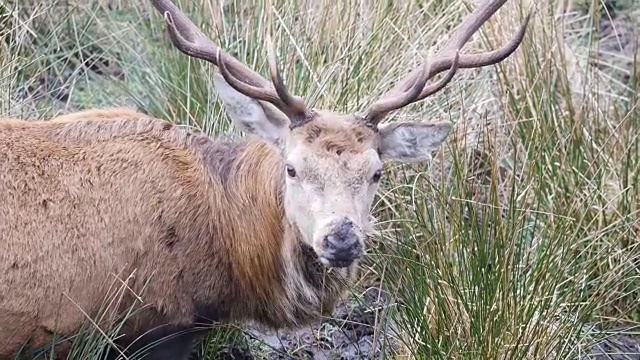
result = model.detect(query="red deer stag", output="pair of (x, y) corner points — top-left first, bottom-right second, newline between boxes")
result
(0, 0), (529, 359)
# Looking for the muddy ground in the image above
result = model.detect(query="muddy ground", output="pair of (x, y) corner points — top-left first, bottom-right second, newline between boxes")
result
(202, 286), (399, 360)
(589, 335), (640, 360)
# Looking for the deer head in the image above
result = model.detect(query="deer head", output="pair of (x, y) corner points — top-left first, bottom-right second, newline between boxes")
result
(151, 0), (530, 268)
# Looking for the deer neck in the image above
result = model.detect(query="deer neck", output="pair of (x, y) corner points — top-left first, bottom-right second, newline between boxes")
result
(273, 218), (357, 327)
(201, 136), (355, 327)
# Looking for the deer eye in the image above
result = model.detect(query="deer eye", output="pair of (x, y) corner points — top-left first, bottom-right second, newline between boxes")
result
(285, 164), (297, 178)
(371, 169), (382, 183)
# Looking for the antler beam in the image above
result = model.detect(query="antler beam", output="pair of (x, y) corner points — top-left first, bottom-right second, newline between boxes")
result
(151, 0), (311, 123)
(362, 0), (531, 126)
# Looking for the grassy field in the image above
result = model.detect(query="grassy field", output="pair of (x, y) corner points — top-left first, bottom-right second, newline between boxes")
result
(1, 0), (639, 359)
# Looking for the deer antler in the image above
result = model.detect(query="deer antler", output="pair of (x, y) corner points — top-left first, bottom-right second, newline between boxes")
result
(151, 0), (311, 124)
(362, 0), (531, 127)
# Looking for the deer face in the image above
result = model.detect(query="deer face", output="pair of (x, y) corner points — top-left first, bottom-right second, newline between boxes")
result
(280, 117), (381, 267)
(213, 74), (452, 267)
(152, 0), (529, 268)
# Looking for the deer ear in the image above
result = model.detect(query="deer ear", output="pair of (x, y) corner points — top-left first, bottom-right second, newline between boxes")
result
(377, 121), (452, 163)
(212, 72), (289, 145)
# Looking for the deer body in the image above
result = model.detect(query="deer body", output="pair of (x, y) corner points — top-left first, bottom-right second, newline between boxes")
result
(0, 0), (529, 358)
(0, 109), (353, 359)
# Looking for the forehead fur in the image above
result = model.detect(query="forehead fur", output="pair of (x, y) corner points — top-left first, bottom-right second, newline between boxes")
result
(291, 113), (377, 155)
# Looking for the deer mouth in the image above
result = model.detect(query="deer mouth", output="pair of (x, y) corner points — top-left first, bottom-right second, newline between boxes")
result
(318, 241), (363, 268)
(319, 256), (360, 268)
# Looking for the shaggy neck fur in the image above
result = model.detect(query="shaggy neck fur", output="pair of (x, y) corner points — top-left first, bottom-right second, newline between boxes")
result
(196, 133), (356, 328)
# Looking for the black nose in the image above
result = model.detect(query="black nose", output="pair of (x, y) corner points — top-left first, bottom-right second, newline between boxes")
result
(322, 219), (362, 265)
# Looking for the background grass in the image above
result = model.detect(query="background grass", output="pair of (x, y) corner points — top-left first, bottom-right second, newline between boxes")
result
(1, 0), (638, 359)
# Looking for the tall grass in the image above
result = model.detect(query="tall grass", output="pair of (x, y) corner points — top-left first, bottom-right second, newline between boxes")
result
(1, 0), (638, 359)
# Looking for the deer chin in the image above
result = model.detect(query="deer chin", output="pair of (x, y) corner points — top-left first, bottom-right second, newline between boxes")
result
(318, 255), (361, 269)
(313, 241), (364, 269)
(299, 240), (361, 269)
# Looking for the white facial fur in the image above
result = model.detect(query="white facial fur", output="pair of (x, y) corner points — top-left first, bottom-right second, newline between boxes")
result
(281, 140), (381, 263)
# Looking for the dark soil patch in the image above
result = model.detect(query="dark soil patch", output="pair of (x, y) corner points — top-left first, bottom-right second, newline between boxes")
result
(588, 330), (640, 360)
(204, 286), (398, 360)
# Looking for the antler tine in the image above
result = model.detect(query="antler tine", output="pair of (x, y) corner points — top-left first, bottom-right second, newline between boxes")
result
(151, 0), (309, 121)
(364, 52), (461, 125)
(265, 34), (308, 117)
(363, 0), (531, 126)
